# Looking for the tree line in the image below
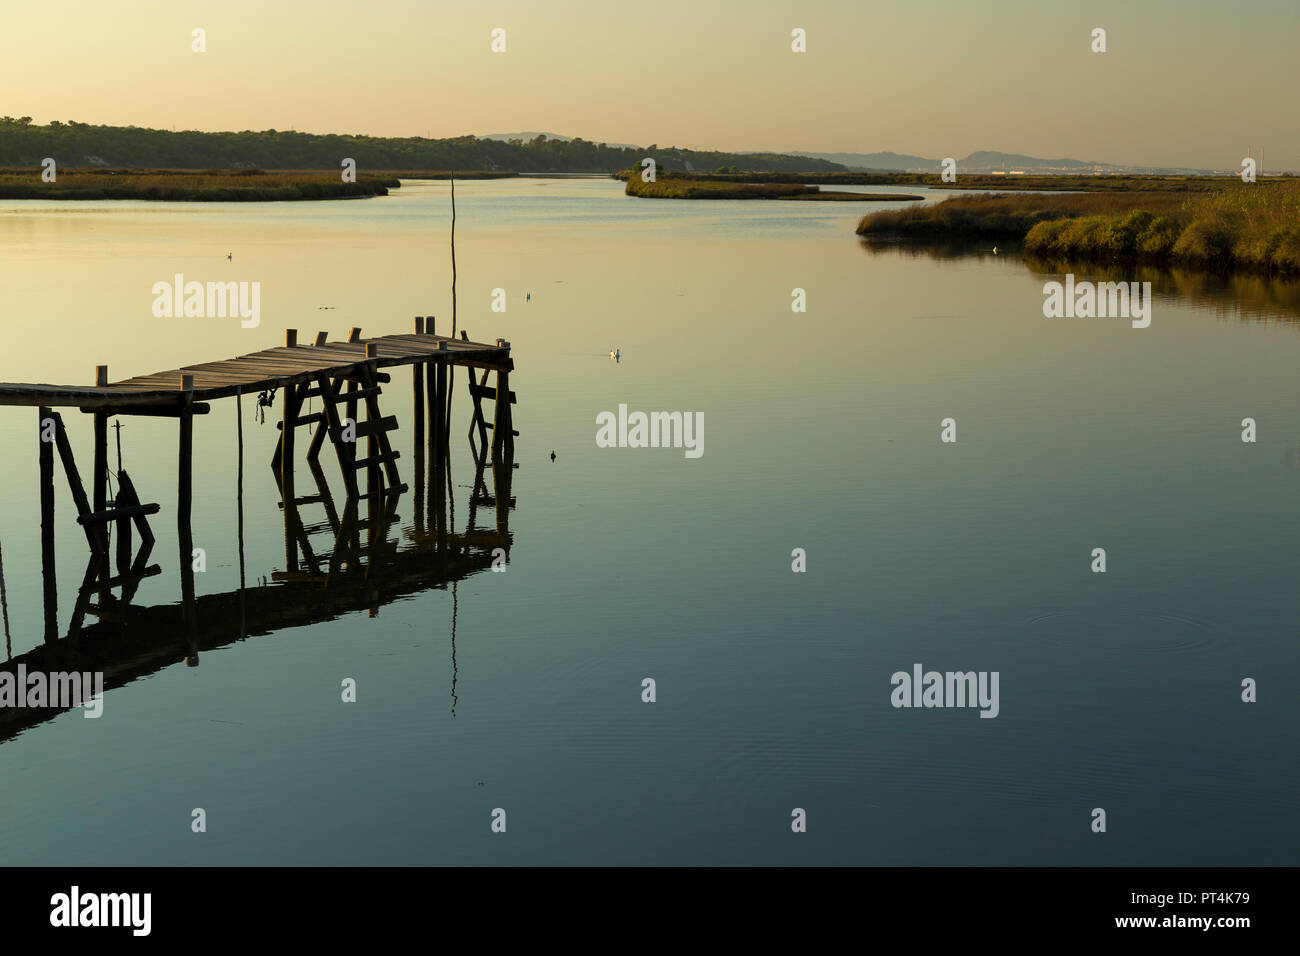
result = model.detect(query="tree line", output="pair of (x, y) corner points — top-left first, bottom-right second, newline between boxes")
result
(0, 118), (843, 173)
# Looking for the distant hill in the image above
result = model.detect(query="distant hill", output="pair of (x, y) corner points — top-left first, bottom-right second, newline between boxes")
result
(481, 132), (641, 149)
(787, 150), (935, 171)
(961, 150), (1096, 171)
(787, 147), (1216, 175)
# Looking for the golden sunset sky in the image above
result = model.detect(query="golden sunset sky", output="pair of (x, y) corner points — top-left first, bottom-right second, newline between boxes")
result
(2, 0), (1295, 169)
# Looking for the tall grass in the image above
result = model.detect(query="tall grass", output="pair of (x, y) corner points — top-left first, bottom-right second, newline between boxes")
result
(626, 175), (816, 199)
(0, 168), (398, 200)
(857, 182), (1300, 275)
(616, 170), (1259, 191)
(624, 171), (918, 201)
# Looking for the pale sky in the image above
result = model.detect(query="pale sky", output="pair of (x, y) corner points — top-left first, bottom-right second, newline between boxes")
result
(2, 0), (1296, 170)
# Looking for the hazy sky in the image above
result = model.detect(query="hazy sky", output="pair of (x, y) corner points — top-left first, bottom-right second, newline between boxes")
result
(3, 0), (1296, 169)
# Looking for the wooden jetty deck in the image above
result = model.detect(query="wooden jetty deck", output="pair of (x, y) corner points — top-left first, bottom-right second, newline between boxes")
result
(0, 327), (511, 407)
(0, 317), (519, 659)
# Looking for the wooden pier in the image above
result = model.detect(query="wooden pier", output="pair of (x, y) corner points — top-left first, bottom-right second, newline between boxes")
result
(0, 318), (519, 659)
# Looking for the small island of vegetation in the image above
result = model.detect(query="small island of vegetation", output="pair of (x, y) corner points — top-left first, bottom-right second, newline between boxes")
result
(0, 168), (400, 201)
(621, 170), (920, 201)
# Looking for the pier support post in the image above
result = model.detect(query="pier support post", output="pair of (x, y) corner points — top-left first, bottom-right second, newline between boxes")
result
(92, 366), (110, 607)
(93, 366), (109, 515)
(178, 375), (198, 660)
(39, 407), (57, 644)
(492, 368), (511, 458)
(281, 381), (298, 572)
(413, 318), (425, 531)
(493, 453), (512, 538)
(429, 357), (447, 541)
(431, 356), (446, 470)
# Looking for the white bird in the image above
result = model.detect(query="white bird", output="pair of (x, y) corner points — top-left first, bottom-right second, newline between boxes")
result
(992, 246), (998, 255)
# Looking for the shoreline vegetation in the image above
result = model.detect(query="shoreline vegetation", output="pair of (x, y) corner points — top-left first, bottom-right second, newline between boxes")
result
(0, 117), (840, 174)
(616, 170), (1275, 191)
(0, 168), (401, 201)
(621, 171), (920, 201)
(856, 181), (1300, 276)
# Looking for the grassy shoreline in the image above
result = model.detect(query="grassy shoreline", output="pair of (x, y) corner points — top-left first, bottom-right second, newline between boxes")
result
(617, 169), (1277, 192)
(0, 168), (403, 200)
(623, 171), (919, 201)
(856, 182), (1300, 275)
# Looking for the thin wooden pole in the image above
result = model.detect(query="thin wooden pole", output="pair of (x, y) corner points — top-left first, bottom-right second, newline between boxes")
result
(0, 539), (11, 661)
(39, 407), (57, 644)
(450, 177), (457, 338)
(236, 386), (246, 640)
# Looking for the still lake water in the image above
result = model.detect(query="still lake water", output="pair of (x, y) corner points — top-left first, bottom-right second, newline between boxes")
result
(0, 178), (1296, 865)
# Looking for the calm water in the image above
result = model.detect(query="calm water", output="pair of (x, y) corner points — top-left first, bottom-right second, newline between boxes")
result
(0, 178), (1297, 865)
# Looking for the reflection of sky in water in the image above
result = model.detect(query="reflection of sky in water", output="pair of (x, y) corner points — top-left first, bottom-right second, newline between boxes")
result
(0, 179), (1296, 865)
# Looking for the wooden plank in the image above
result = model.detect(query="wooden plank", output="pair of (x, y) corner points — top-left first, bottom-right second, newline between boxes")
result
(331, 414), (397, 441)
(353, 450), (400, 470)
(77, 502), (161, 525)
(50, 412), (106, 554)
(0, 334), (511, 409)
(469, 383), (517, 403)
(79, 404), (211, 417)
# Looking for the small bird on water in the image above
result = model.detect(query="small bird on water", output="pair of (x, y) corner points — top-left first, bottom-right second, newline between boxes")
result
(227, 253), (232, 261)
(550, 450), (556, 461)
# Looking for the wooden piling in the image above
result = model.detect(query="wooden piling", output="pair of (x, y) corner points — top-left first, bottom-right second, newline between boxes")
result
(364, 343), (381, 507)
(492, 368), (510, 457)
(178, 376), (197, 648)
(281, 380), (298, 572)
(38, 407), (57, 644)
(434, 358), (447, 470)
(115, 491), (132, 578)
(92, 366), (108, 515)
(493, 453), (512, 537)
(413, 320), (425, 530)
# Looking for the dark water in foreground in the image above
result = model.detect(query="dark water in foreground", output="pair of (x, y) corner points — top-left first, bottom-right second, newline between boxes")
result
(0, 179), (1296, 864)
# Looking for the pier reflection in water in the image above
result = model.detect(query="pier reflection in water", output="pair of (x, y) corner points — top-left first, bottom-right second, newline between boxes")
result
(0, 317), (518, 744)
